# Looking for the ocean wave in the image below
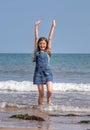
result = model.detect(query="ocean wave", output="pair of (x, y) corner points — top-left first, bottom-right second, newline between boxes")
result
(0, 102), (33, 109)
(0, 101), (90, 113)
(0, 80), (90, 92)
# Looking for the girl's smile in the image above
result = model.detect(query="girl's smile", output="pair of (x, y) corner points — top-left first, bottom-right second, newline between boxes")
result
(38, 40), (47, 51)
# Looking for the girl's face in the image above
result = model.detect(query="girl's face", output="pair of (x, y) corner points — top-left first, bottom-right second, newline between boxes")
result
(38, 40), (47, 51)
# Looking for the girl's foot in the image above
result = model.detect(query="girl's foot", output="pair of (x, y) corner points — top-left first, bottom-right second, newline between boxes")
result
(47, 99), (51, 105)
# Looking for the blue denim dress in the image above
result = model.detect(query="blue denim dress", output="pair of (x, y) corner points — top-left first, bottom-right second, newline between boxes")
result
(33, 51), (53, 84)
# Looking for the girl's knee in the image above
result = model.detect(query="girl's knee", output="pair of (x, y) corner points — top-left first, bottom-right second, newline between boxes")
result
(39, 93), (44, 98)
(47, 90), (52, 95)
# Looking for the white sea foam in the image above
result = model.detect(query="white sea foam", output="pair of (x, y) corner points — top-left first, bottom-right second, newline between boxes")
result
(0, 80), (90, 92)
(0, 101), (90, 113)
(40, 105), (90, 113)
(0, 102), (33, 109)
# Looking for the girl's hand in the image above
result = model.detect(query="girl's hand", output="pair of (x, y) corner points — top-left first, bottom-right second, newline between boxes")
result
(35, 20), (41, 26)
(52, 19), (56, 27)
(32, 57), (36, 62)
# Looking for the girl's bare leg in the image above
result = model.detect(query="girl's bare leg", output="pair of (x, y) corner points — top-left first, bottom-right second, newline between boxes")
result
(46, 81), (53, 104)
(38, 84), (44, 105)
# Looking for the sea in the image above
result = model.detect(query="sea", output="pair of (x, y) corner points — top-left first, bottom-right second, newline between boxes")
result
(0, 53), (90, 129)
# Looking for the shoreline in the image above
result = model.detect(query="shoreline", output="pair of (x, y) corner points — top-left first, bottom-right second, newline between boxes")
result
(0, 92), (90, 130)
(0, 127), (41, 130)
(0, 110), (90, 130)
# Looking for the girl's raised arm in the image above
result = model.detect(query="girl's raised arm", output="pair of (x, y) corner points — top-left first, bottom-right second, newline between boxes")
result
(48, 20), (56, 50)
(34, 20), (41, 52)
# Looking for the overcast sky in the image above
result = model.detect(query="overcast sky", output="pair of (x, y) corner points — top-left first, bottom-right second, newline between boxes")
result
(0, 0), (90, 53)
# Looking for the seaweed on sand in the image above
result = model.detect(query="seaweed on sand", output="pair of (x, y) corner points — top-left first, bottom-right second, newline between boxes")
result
(10, 114), (45, 121)
(78, 120), (90, 124)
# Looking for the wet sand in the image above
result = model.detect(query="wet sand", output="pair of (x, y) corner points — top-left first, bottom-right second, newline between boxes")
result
(0, 128), (41, 130)
(0, 125), (90, 130)
(0, 129), (42, 130)
(0, 104), (90, 130)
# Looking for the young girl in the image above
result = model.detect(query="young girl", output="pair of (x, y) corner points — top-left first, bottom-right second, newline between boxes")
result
(33, 19), (56, 105)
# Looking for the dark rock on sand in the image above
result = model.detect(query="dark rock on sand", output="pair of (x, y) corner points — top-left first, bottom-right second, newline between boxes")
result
(78, 120), (90, 124)
(10, 114), (45, 121)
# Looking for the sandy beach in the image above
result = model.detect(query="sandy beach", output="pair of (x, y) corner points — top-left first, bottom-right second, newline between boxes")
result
(0, 128), (42, 130)
(0, 91), (90, 130)
(0, 106), (90, 130)
(0, 128), (41, 130)
(0, 124), (90, 130)
(1, 127), (90, 130)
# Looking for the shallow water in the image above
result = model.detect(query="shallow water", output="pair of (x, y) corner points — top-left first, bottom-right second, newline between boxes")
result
(0, 92), (90, 113)
(0, 91), (90, 129)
